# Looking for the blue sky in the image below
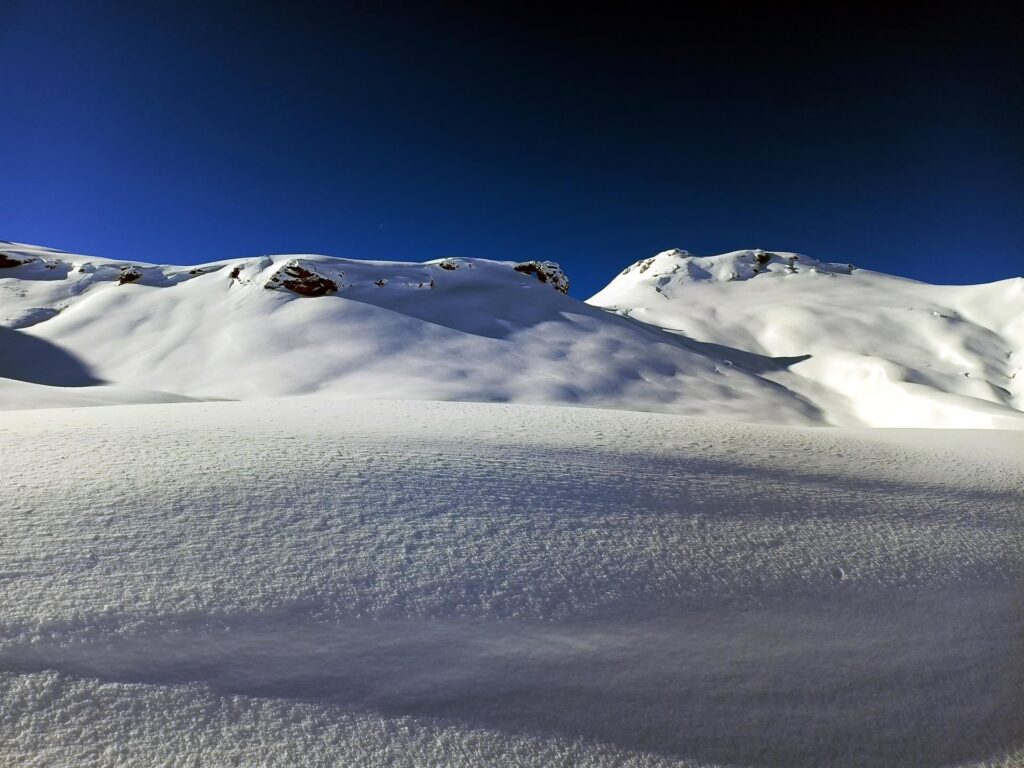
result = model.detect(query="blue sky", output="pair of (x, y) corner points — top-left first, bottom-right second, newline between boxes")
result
(1, 1), (1021, 298)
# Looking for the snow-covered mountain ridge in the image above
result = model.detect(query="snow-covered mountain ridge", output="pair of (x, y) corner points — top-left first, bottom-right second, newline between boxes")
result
(1, 240), (1021, 428)
(0, 241), (817, 424)
(611, 247), (855, 286)
(0, 242), (569, 329)
(591, 248), (1023, 428)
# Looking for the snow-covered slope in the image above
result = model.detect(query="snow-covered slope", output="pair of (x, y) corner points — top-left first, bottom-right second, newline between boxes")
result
(0, 241), (822, 424)
(1, 398), (1021, 767)
(2, 240), (1022, 428)
(3, 242), (1022, 766)
(590, 249), (1024, 428)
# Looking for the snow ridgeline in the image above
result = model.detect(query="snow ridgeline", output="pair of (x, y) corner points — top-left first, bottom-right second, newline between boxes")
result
(1, 240), (1022, 429)
(0, 243), (568, 319)
(610, 247), (856, 285)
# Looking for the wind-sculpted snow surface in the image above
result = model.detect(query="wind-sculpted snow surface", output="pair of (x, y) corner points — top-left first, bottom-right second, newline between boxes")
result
(3, 240), (1022, 427)
(3, 242), (1021, 767)
(1, 399), (1022, 767)
(0, 242), (820, 424)
(591, 249), (1024, 428)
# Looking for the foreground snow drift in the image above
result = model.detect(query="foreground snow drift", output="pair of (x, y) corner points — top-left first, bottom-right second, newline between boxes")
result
(1, 398), (1021, 767)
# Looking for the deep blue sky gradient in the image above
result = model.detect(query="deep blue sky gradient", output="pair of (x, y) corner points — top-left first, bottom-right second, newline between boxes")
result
(1, 1), (1021, 298)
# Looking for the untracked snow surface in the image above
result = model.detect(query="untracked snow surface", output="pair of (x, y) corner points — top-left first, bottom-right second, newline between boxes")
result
(2, 241), (1023, 766)
(0, 241), (819, 425)
(591, 249), (1024, 429)
(2, 241), (1022, 428)
(1, 399), (1022, 767)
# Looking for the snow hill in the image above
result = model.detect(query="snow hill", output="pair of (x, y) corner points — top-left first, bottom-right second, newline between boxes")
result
(592, 249), (1024, 428)
(1, 240), (1022, 428)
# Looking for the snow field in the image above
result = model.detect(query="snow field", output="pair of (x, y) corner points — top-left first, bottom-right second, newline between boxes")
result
(1, 398), (1021, 766)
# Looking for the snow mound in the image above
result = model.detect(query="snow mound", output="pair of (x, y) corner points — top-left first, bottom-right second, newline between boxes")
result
(590, 248), (1024, 429)
(0, 242), (822, 424)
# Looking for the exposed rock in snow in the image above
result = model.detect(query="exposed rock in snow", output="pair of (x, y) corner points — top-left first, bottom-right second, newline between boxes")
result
(0, 251), (28, 268)
(117, 266), (142, 285)
(264, 260), (340, 297)
(512, 260), (570, 293)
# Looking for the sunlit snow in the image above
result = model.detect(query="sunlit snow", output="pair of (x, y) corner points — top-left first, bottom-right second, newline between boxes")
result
(1, 242), (1021, 767)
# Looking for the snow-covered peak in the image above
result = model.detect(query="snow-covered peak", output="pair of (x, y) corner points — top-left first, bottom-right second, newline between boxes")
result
(595, 248), (855, 301)
(588, 248), (1023, 429)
